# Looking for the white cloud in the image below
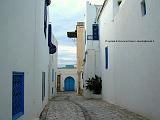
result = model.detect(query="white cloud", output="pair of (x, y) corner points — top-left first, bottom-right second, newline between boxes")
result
(49, 0), (85, 19)
(88, 0), (104, 5)
(58, 45), (76, 54)
(49, 0), (89, 67)
(58, 45), (76, 67)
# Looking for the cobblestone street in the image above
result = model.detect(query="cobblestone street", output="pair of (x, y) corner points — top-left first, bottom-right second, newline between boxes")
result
(40, 92), (149, 120)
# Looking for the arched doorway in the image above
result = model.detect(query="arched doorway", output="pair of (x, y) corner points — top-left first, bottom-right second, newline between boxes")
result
(64, 76), (75, 91)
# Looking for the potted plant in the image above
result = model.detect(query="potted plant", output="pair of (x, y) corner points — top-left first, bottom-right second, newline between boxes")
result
(86, 75), (102, 95)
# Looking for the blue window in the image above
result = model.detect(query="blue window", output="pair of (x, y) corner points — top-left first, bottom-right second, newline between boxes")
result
(52, 87), (53, 94)
(44, 3), (47, 38)
(48, 24), (57, 54)
(141, 0), (146, 16)
(52, 69), (54, 82)
(42, 72), (45, 101)
(55, 72), (56, 81)
(92, 24), (99, 40)
(105, 47), (108, 69)
(12, 72), (24, 120)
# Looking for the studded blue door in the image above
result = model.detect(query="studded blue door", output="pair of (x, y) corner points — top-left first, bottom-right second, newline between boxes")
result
(12, 72), (24, 120)
(64, 77), (75, 91)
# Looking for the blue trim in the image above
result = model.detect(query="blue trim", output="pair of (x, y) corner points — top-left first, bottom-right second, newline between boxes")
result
(64, 76), (75, 91)
(12, 72), (24, 120)
(141, 0), (147, 16)
(48, 24), (57, 54)
(12, 112), (23, 120)
(44, 4), (47, 38)
(105, 47), (108, 69)
(48, 24), (52, 47)
(52, 69), (54, 82)
(92, 24), (99, 40)
(42, 72), (45, 101)
(55, 72), (56, 82)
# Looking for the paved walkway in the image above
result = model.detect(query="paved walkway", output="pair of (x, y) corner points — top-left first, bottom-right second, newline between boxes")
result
(39, 92), (149, 120)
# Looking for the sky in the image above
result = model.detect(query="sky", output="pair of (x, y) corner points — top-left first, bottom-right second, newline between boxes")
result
(49, 0), (103, 68)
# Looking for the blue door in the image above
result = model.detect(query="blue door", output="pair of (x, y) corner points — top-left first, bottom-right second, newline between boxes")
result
(64, 77), (75, 91)
(12, 72), (24, 120)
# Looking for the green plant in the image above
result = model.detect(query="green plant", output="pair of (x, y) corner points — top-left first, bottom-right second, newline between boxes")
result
(86, 75), (102, 94)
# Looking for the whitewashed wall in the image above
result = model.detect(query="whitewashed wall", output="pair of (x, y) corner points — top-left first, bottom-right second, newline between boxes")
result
(85, 1), (100, 51)
(99, 0), (160, 119)
(0, 0), (50, 120)
(57, 68), (77, 92)
(48, 36), (58, 99)
(84, 2), (101, 82)
(83, 2), (102, 98)
(52, 36), (58, 96)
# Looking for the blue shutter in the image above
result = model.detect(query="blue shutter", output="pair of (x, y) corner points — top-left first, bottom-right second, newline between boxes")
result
(42, 72), (45, 101)
(55, 72), (56, 81)
(92, 24), (99, 40)
(48, 24), (52, 47)
(48, 24), (57, 54)
(105, 47), (108, 69)
(12, 72), (24, 120)
(44, 4), (47, 38)
(141, 0), (146, 16)
(52, 69), (54, 82)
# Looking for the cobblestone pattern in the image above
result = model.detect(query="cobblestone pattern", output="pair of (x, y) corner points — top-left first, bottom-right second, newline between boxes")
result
(40, 92), (150, 120)
(41, 93), (85, 120)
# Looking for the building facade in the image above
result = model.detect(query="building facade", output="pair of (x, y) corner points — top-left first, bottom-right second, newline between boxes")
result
(57, 66), (77, 92)
(48, 33), (58, 99)
(0, 0), (57, 120)
(83, 1), (102, 98)
(76, 22), (85, 95)
(97, 0), (160, 119)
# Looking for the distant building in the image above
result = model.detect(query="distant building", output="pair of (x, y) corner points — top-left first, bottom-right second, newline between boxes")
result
(76, 22), (85, 95)
(65, 65), (75, 69)
(67, 22), (85, 95)
(57, 65), (77, 92)
(0, 0), (57, 120)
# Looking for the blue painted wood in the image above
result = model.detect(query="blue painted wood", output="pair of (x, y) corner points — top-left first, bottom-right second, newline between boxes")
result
(52, 69), (54, 82)
(92, 24), (99, 40)
(48, 24), (56, 54)
(64, 77), (75, 91)
(12, 72), (24, 120)
(105, 47), (108, 69)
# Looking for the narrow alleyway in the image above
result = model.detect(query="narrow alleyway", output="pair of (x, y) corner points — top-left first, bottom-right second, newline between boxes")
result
(39, 92), (149, 120)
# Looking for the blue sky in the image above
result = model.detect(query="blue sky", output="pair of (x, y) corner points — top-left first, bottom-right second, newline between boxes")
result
(49, 0), (103, 67)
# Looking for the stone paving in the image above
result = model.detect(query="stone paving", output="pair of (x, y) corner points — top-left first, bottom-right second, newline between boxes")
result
(39, 92), (150, 120)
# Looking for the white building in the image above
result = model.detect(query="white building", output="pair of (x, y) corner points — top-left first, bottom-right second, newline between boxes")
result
(0, 0), (57, 120)
(57, 65), (77, 92)
(97, 0), (160, 119)
(48, 32), (58, 99)
(83, 1), (102, 97)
